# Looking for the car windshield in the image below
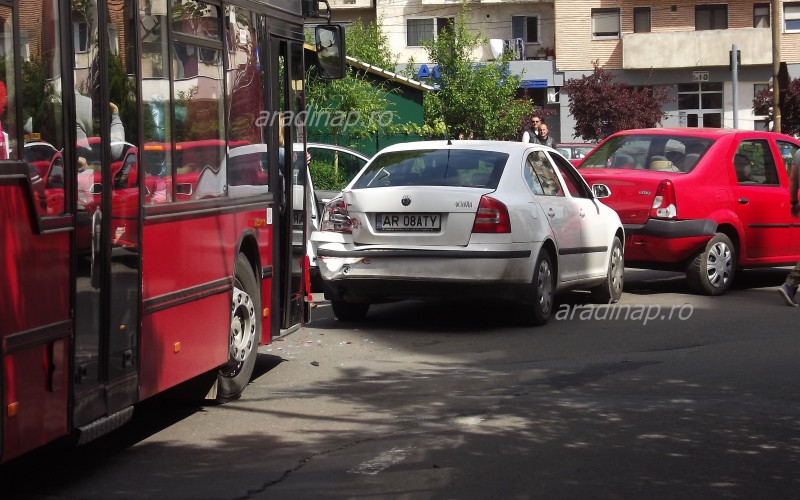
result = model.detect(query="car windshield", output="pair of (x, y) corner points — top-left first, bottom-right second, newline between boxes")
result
(580, 134), (715, 173)
(557, 145), (594, 160)
(352, 149), (508, 189)
(24, 144), (57, 162)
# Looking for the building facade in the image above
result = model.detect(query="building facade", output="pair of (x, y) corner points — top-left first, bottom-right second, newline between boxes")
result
(328, 0), (800, 142)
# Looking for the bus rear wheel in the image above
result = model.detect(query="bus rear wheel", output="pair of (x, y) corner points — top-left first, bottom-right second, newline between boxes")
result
(217, 253), (260, 401)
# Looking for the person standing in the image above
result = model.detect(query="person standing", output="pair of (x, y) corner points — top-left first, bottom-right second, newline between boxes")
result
(521, 114), (542, 143)
(536, 122), (556, 148)
(778, 149), (800, 306)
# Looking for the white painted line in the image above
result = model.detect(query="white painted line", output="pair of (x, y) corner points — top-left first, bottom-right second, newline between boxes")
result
(348, 447), (409, 475)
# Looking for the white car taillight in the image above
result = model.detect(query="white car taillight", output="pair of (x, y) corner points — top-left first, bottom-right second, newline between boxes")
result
(650, 180), (677, 219)
(320, 197), (353, 233)
(472, 195), (511, 233)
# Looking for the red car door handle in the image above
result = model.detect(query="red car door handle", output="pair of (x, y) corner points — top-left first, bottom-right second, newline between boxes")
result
(738, 198), (749, 204)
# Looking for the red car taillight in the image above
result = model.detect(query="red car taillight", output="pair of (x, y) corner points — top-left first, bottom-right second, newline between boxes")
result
(472, 195), (511, 233)
(320, 197), (353, 234)
(650, 179), (677, 219)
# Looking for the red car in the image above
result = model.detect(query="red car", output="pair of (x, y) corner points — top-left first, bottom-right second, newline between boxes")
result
(578, 128), (800, 295)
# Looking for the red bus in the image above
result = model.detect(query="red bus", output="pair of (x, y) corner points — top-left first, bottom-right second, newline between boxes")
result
(0, 0), (344, 463)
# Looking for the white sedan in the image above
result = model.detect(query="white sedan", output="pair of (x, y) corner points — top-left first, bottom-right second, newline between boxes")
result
(311, 140), (624, 324)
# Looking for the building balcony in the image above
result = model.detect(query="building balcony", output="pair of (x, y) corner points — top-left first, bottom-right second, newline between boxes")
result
(508, 59), (561, 88)
(329, 0), (372, 9)
(622, 28), (771, 69)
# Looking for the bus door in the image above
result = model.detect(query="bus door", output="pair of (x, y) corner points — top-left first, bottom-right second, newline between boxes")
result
(270, 35), (308, 334)
(71, 1), (140, 430)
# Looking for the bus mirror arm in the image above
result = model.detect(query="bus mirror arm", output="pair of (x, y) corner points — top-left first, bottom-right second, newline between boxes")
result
(303, 0), (331, 21)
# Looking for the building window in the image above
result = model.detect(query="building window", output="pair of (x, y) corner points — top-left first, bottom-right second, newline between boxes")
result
(785, 3), (800, 32)
(407, 19), (433, 46)
(107, 23), (119, 55)
(437, 17), (453, 38)
(512, 16), (539, 43)
(696, 4), (728, 31)
(591, 8), (620, 39)
(74, 21), (89, 53)
(754, 4), (770, 28)
(407, 18), (452, 47)
(678, 82), (723, 127)
(634, 7), (651, 33)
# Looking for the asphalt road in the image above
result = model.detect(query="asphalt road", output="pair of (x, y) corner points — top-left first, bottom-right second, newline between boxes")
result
(4, 268), (800, 499)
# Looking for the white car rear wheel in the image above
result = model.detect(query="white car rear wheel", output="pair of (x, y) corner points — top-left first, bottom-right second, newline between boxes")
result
(591, 237), (624, 304)
(527, 248), (554, 326)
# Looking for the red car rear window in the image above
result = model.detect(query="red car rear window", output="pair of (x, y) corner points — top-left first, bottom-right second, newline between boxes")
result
(581, 135), (715, 173)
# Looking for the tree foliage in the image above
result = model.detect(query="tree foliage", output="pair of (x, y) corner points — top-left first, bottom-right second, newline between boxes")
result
(345, 18), (397, 71)
(562, 65), (671, 141)
(306, 19), (397, 145)
(421, 3), (532, 140)
(20, 56), (61, 141)
(753, 79), (800, 136)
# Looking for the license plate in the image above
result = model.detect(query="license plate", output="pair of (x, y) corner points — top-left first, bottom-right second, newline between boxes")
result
(375, 213), (440, 231)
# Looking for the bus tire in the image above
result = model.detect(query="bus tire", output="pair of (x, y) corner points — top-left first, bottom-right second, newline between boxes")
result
(217, 253), (260, 401)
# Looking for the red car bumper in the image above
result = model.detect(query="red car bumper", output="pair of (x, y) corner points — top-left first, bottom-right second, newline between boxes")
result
(623, 218), (717, 264)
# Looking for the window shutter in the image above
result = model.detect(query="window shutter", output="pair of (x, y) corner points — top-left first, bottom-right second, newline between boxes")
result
(592, 9), (619, 36)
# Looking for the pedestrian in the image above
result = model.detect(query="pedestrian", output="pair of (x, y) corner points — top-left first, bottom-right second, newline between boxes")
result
(521, 114), (542, 143)
(536, 122), (556, 148)
(779, 149), (800, 306)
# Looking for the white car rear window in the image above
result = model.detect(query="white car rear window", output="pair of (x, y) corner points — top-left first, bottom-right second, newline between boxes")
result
(352, 149), (508, 189)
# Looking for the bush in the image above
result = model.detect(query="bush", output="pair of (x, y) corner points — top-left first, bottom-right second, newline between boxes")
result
(309, 159), (347, 190)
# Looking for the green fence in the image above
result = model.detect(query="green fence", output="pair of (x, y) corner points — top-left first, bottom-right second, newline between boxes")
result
(307, 132), (445, 158)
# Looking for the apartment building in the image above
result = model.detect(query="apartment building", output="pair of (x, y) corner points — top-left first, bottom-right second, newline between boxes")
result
(555, 0), (800, 138)
(328, 1), (800, 140)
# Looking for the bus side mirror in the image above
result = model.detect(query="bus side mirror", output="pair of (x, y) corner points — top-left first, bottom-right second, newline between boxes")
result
(315, 24), (346, 80)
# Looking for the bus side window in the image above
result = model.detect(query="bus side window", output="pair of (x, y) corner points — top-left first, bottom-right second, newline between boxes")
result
(17, 4), (66, 216)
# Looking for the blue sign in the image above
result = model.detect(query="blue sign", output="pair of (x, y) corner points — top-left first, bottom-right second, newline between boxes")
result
(520, 79), (548, 89)
(417, 64), (440, 80)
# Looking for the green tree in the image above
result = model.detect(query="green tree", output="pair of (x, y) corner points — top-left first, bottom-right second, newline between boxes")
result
(306, 17), (397, 151)
(421, 3), (532, 140)
(753, 79), (800, 136)
(345, 18), (397, 71)
(21, 56), (61, 141)
(562, 65), (672, 141)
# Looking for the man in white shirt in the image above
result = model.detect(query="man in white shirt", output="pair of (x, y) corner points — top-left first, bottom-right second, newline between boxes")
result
(521, 114), (542, 143)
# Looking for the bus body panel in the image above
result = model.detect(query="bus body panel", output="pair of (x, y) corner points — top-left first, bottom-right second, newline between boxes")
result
(139, 294), (230, 401)
(3, 339), (70, 461)
(139, 206), (274, 399)
(1, 180), (71, 462)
